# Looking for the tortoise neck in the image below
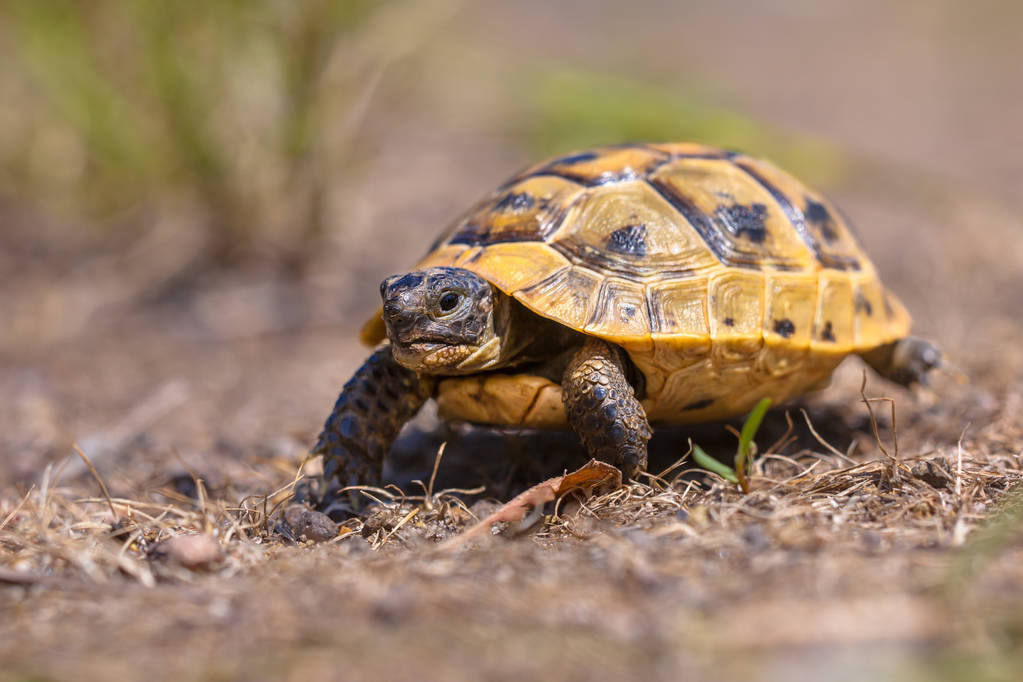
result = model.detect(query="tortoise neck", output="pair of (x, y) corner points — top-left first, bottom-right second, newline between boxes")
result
(494, 293), (584, 368)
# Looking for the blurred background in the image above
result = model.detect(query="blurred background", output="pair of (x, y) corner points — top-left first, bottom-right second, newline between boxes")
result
(1, 0), (1021, 490)
(3, 2), (1023, 680)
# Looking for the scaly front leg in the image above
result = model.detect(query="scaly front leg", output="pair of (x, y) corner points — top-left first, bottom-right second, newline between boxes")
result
(562, 338), (652, 478)
(308, 344), (435, 511)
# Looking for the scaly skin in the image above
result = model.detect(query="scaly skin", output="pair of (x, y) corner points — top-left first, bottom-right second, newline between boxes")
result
(860, 336), (943, 387)
(562, 338), (653, 478)
(310, 344), (435, 508)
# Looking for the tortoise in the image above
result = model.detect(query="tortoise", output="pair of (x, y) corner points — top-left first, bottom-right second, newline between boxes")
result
(309, 142), (941, 501)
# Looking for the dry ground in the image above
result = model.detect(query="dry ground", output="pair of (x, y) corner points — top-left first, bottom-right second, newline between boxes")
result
(3, 2), (1023, 681)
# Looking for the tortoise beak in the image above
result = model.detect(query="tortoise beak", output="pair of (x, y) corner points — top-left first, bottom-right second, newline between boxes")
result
(380, 273), (426, 337)
(382, 301), (418, 336)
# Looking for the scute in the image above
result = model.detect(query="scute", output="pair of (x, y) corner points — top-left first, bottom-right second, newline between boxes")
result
(446, 175), (585, 247)
(361, 143), (913, 424)
(584, 276), (652, 346)
(764, 272), (818, 347)
(455, 241), (570, 294)
(731, 155), (867, 272)
(648, 157), (817, 271)
(646, 277), (710, 339)
(548, 179), (721, 280)
(519, 266), (603, 331)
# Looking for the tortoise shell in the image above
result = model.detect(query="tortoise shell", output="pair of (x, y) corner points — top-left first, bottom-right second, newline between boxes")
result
(363, 143), (912, 426)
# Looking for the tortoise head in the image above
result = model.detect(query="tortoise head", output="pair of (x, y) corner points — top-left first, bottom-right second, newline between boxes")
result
(380, 267), (509, 374)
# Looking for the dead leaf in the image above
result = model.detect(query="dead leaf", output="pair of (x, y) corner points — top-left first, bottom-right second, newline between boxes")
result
(438, 459), (621, 551)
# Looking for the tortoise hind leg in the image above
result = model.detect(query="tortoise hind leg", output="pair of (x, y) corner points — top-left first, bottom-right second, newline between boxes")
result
(860, 336), (944, 387)
(562, 338), (653, 478)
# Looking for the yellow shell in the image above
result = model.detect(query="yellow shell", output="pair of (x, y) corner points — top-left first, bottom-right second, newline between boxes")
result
(363, 143), (912, 427)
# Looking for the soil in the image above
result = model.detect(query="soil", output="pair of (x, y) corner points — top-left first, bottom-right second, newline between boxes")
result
(3, 2), (1023, 680)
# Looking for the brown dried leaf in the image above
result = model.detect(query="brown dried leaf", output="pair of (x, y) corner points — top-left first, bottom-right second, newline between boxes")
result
(439, 459), (621, 551)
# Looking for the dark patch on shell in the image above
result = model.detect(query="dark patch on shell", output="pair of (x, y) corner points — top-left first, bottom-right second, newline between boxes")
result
(883, 295), (895, 318)
(773, 318), (796, 338)
(804, 197), (838, 242)
(715, 203), (769, 243)
(552, 151), (599, 166)
(647, 178), (799, 271)
(821, 321), (836, 342)
(682, 398), (715, 411)
(855, 292), (873, 316)
(734, 161), (862, 271)
(550, 239), (694, 281)
(648, 178), (751, 268)
(494, 192), (536, 212)
(723, 317), (735, 327)
(448, 190), (572, 246)
(605, 224), (647, 256)
(620, 302), (638, 321)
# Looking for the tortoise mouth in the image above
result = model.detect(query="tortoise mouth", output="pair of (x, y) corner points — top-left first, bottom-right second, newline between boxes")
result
(392, 340), (472, 372)
(403, 340), (446, 355)
(394, 335), (460, 352)
(390, 335), (502, 375)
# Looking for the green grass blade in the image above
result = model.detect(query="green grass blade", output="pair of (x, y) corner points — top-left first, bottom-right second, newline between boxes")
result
(738, 398), (773, 458)
(692, 445), (739, 484)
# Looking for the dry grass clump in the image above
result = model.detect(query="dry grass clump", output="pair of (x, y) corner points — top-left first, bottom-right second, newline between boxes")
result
(0, 456), (288, 587)
(2, 391), (1022, 682)
(1, 390), (1021, 588)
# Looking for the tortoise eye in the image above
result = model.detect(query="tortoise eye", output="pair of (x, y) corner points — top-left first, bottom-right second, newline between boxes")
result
(438, 291), (462, 313)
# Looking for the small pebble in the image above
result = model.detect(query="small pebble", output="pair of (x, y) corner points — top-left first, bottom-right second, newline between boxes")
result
(861, 530), (884, 551)
(741, 524), (770, 551)
(911, 461), (951, 489)
(168, 472), (199, 500)
(284, 505), (338, 543)
(158, 534), (222, 570)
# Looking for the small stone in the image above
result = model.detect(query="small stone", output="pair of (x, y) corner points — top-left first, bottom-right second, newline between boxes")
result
(371, 587), (413, 624)
(284, 505), (338, 543)
(341, 535), (373, 556)
(158, 534), (222, 570)
(861, 530), (884, 551)
(911, 460), (951, 489)
(741, 524), (770, 551)
(168, 472), (199, 500)
(776, 522), (825, 551)
(685, 505), (711, 528)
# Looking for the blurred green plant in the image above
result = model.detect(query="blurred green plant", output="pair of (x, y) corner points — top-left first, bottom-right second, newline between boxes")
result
(524, 69), (848, 186)
(0, 0), (456, 272)
(910, 483), (1023, 682)
(692, 398), (772, 493)
(0, 3), (847, 279)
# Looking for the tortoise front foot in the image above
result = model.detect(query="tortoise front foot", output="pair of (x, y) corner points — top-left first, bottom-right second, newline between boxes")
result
(562, 338), (653, 478)
(304, 344), (434, 516)
(861, 336), (945, 387)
